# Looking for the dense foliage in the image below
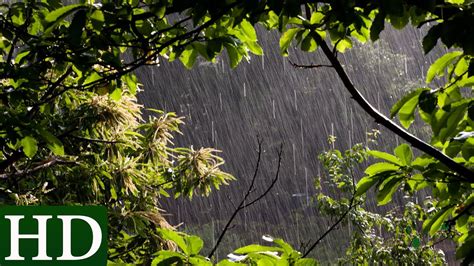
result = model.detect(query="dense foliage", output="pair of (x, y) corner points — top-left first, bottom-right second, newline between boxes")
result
(0, 0), (473, 264)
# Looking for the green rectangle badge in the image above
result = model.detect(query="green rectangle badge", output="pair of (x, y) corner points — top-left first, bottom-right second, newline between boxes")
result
(0, 206), (107, 266)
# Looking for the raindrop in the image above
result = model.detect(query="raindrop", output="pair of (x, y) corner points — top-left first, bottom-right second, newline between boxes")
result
(219, 92), (223, 110)
(305, 167), (309, 206)
(293, 143), (296, 176)
(300, 118), (304, 153)
(211, 120), (215, 143)
(294, 89), (298, 111)
(272, 99), (276, 119)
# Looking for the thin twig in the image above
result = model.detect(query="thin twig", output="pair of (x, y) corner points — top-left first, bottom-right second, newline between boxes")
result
(207, 141), (283, 259)
(302, 195), (356, 257)
(289, 59), (333, 69)
(242, 146), (282, 208)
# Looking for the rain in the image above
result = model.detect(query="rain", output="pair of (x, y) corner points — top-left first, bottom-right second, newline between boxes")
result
(137, 25), (449, 263)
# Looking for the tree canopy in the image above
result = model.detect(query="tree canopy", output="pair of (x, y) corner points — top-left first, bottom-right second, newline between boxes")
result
(0, 0), (473, 264)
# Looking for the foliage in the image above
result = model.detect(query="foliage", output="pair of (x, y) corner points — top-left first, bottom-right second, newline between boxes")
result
(150, 230), (318, 266)
(0, 1), (235, 264)
(316, 136), (446, 265)
(1, 0), (473, 264)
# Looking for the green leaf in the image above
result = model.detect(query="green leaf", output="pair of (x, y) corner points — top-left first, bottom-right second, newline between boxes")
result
(20, 136), (38, 158)
(110, 88), (122, 101)
(217, 260), (246, 266)
(225, 44), (243, 69)
(334, 38), (352, 53)
(279, 28), (301, 56)
(179, 45), (199, 69)
(433, 103), (468, 143)
(301, 34), (317, 52)
(158, 229), (189, 255)
(151, 251), (185, 266)
(390, 88), (426, 118)
(376, 175), (402, 205)
(234, 245), (283, 254)
(367, 150), (402, 165)
(246, 41), (264, 56)
(355, 175), (379, 197)
(398, 91), (421, 128)
(426, 51), (463, 83)
(38, 129), (64, 156)
(394, 144), (413, 165)
(364, 162), (400, 176)
(407, 174), (429, 192)
(295, 258), (319, 266)
(423, 206), (453, 235)
(185, 235), (203, 255)
(239, 20), (257, 42)
(90, 10), (105, 31)
(45, 4), (85, 23)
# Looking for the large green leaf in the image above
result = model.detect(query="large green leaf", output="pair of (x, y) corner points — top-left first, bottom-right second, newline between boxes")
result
(426, 51), (463, 83)
(224, 42), (245, 68)
(279, 28), (301, 56)
(367, 150), (402, 165)
(355, 175), (379, 197)
(376, 175), (403, 205)
(394, 144), (413, 165)
(239, 20), (257, 42)
(185, 235), (203, 255)
(390, 88), (426, 118)
(20, 136), (38, 158)
(432, 102), (468, 143)
(179, 45), (199, 69)
(398, 91), (422, 128)
(364, 162), (400, 176)
(158, 229), (189, 255)
(423, 206), (453, 236)
(234, 245), (283, 254)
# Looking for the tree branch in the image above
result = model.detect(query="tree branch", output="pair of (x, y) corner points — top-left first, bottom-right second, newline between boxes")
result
(289, 59), (333, 69)
(302, 195), (356, 258)
(309, 32), (474, 182)
(0, 157), (78, 179)
(207, 141), (283, 259)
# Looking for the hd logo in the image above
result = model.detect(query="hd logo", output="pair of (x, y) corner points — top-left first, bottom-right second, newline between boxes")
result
(0, 206), (107, 266)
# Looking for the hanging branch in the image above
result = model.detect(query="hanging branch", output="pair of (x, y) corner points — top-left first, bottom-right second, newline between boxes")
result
(306, 31), (474, 183)
(207, 142), (283, 259)
(302, 195), (356, 258)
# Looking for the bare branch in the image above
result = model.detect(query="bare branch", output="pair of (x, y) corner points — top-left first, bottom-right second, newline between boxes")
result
(289, 60), (333, 69)
(242, 145), (282, 208)
(207, 141), (283, 259)
(303, 195), (356, 258)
